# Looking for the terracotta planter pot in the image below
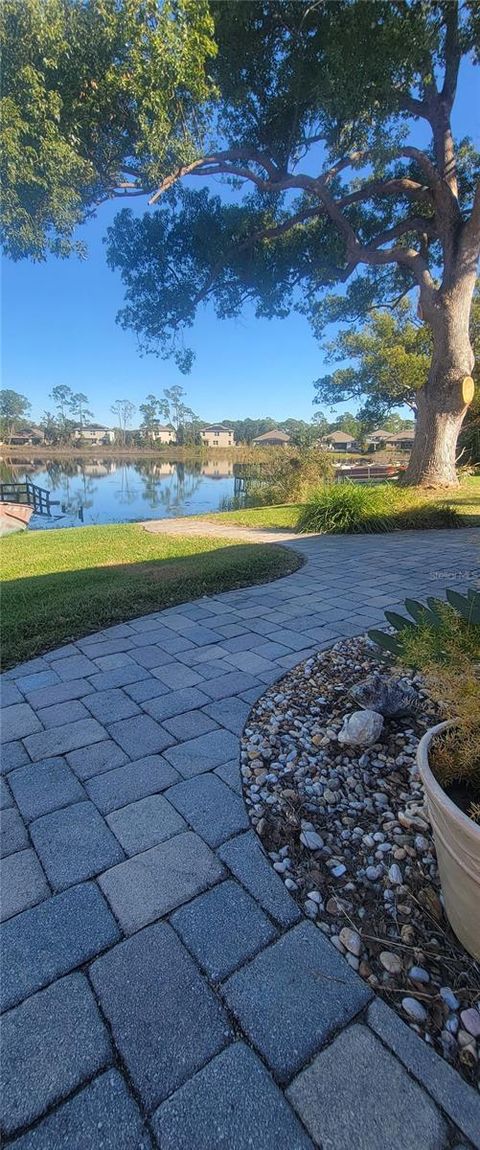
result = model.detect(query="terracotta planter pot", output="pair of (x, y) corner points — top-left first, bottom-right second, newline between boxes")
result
(417, 721), (480, 961)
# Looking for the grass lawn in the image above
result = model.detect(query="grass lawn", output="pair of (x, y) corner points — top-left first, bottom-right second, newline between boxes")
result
(201, 475), (480, 529)
(0, 524), (301, 669)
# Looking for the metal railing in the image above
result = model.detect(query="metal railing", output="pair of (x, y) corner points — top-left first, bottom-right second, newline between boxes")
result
(0, 480), (55, 516)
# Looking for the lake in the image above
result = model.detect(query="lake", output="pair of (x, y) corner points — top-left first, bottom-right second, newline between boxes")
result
(0, 457), (248, 530)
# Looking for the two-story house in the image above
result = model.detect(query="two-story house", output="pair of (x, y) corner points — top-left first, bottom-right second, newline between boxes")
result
(200, 424), (235, 448)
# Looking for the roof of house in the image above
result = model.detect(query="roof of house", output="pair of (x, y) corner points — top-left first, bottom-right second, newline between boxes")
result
(201, 424), (232, 433)
(322, 430), (357, 444)
(75, 424), (112, 432)
(386, 429), (415, 441)
(367, 428), (391, 439)
(252, 429), (291, 443)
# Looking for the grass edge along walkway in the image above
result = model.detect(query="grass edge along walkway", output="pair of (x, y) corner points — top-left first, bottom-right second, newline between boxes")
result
(1, 524), (301, 669)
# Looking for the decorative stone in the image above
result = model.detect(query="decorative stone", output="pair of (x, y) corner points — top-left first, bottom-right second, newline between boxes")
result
(402, 997), (428, 1024)
(339, 927), (361, 957)
(300, 830), (324, 851)
(408, 966), (430, 985)
(337, 710), (384, 747)
(460, 1008), (480, 1038)
(379, 951), (402, 976)
(350, 675), (419, 718)
(388, 863), (403, 886)
(439, 987), (460, 1011)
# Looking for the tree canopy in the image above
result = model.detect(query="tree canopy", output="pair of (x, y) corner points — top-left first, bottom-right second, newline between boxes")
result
(314, 289), (480, 426)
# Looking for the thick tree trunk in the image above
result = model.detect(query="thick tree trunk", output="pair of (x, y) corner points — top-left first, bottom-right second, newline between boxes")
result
(402, 278), (475, 488)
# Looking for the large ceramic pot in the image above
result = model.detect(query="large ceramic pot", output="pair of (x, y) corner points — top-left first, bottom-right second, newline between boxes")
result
(417, 720), (480, 961)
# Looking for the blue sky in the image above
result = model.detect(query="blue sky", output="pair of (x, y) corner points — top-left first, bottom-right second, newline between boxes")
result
(2, 59), (479, 428)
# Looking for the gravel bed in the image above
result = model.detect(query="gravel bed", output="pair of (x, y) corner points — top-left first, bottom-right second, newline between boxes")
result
(241, 635), (480, 1088)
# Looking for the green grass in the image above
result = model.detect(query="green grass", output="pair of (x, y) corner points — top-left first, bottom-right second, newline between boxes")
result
(297, 483), (462, 534)
(201, 475), (480, 530)
(0, 523), (301, 668)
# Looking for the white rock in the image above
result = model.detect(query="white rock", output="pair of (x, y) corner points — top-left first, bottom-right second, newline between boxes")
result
(460, 1008), (480, 1038)
(388, 863), (403, 885)
(339, 927), (362, 957)
(380, 951), (402, 975)
(402, 997), (428, 1023)
(300, 830), (324, 851)
(337, 709), (384, 747)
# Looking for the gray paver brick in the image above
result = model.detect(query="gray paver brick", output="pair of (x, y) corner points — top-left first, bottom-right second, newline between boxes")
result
(0, 848), (50, 921)
(166, 774), (248, 847)
(23, 716), (107, 761)
(0, 881), (120, 1011)
(223, 921), (372, 1082)
(214, 758), (243, 794)
(123, 676), (170, 702)
(35, 699), (89, 729)
(129, 645), (175, 669)
(8, 1070), (152, 1150)
(203, 697), (250, 735)
(107, 794), (187, 855)
(367, 999), (480, 1149)
(1, 973), (112, 1137)
(171, 880), (276, 980)
(200, 671), (260, 700)
(163, 729), (239, 778)
(0, 807), (29, 857)
(84, 688), (140, 723)
(86, 754), (180, 814)
(98, 831), (224, 933)
(218, 831), (301, 928)
(191, 658), (235, 680)
(0, 777), (13, 808)
(30, 801), (125, 890)
(153, 663), (204, 689)
(20, 678), (95, 709)
(162, 708), (219, 741)
(107, 713), (175, 757)
(286, 1024), (448, 1150)
(1, 681), (24, 707)
(1, 701), (42, 743)
(55, 653), (98, 680)
(66, 739), (129, 780)
(87, 665), (150, 691)
(14, 670), (60, 694)
(224, 650), (276, 675)
(141, 686), (210, 721)
(152, 1042), (313, 1150)
(0, 740), (31, 774)
(89, 921), (231, 1111)
(8, 757), (85, 821)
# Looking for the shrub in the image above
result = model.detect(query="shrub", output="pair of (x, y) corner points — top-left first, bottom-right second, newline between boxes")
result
(245, 448), (334, 506)
(370, 591), (480, 819)
(297, 481), (461, 534)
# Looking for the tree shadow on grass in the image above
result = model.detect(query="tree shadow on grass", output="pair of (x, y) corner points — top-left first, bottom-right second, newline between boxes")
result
(1, 543), (302, 669)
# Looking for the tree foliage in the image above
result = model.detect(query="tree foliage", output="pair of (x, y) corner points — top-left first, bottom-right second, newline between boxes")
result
(314, 290), (480, 426)
(0, 0), (216, 260)
(0, 388), (31, 442)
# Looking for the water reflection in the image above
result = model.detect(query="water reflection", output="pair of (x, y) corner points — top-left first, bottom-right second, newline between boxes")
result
(0, 456), (244, 530)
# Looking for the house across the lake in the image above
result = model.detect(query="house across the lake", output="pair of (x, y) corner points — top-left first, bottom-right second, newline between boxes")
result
(365, 429), (392, 449)
(252, 429), (291, 446)
(320, 430), (358, 452)
(384, 429), (415, 450)
(200, 424), (235, 448)
(6, 426), (45, 446)
(73, 424), (116, 446)
(130, 426), (177, 444)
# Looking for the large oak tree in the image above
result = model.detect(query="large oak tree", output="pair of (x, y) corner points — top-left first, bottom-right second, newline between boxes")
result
(2, 0), (479, 485)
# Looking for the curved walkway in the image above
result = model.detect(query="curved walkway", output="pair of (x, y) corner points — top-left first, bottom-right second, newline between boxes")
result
(1, 529), (479, 1149)
(143, 514), (304, 543)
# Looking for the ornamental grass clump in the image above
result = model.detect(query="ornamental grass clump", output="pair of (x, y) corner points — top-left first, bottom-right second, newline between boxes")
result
(297, 481), (460, 534)
(371, 590), (480, 821)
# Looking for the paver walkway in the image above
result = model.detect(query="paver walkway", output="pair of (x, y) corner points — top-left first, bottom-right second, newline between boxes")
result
(1, 528), (479, 1149)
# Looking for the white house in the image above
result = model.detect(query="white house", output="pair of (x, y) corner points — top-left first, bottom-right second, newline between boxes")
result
(72, 424), (115, 445)
(131, 425), (177, 444)
(200, 424), (235, 448)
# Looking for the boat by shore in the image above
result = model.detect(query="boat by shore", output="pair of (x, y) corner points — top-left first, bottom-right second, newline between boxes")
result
(0, 503), (34, 536)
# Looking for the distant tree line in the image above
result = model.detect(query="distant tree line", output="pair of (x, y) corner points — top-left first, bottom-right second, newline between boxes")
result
(0, 381), (417, 447)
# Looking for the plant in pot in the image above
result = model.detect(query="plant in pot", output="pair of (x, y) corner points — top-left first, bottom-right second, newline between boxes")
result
(369, 588), (480, 961)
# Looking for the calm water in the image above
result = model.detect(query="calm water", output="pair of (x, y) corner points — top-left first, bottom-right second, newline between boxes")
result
(0, 457), (247, 530)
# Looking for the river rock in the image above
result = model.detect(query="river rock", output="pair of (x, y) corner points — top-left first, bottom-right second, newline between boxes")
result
(337, 709), (384, 747)
(339, 927), (362, 957)
(350, 675), (419, 718)
(380, 951), (402, 975)
(300, 830), (324, 851)
(460, 1008), (480, 1038)
(402, 997), (428, 1023)
(408, 965), (430, 984)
